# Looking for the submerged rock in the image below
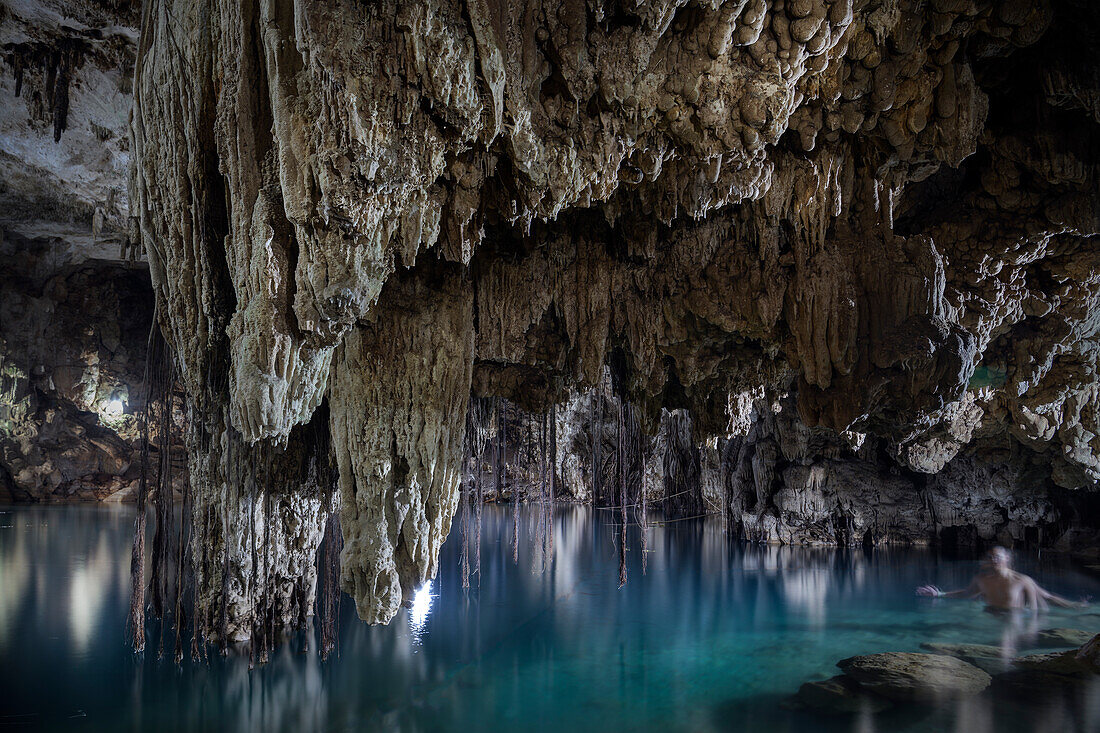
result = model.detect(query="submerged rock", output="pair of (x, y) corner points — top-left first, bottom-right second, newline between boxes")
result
(794, 674), (892, 714)
(1035, 628), (1096, 648)
(991, 636), (1100, 702)
(837, 652), (991, 702)
(919, 642), (1011, 675)
(1011, 651), (1091, 676)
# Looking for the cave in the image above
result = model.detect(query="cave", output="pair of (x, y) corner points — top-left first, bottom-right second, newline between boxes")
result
(2, 0), (1100, 729)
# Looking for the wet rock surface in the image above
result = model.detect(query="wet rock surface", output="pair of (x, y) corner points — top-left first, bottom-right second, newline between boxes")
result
(1035, 628), (1097, 648)
(837, 652), (992, 701)
(919, 642), (1011, 675)
(794, 674), (893, 714)
(1011, 650), (1091, 676)
(1077, 633), (1100, 672)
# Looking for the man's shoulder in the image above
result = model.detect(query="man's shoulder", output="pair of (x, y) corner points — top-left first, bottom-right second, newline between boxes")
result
(1007, 569), (1035, 583)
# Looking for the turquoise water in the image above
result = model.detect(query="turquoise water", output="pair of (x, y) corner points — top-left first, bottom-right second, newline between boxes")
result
(1, 504), (1098, 732)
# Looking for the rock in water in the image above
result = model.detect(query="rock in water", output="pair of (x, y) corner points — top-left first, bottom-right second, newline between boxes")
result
(992, 641), (1099, 702)
(837, 652), (991, 701)
(919, 642), (1011, 675)
(1035, 628), (1096, 648)
(1011, 651), (1090, 676)
(794, 675), (892, 714)
(992, 669), (1088, 701)
(1078, 634), (1100, 673)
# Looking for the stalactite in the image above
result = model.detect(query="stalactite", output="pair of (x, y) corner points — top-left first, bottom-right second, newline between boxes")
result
(547, 402), (556, 561)
(12, 52), (23, 97)
(218, 447), (232, 656)
(150, 366), (174, 630)
(509, 398), (519, 564)
(259, 455), (273, 666)
(589, 391), (598, 504)
(191, 419), (205, 661)
(317, 510), (342, 661)
(473, 451), (482, 583)
(663, 410), (704, 519)
(173, 433), (190, 664)
(618, 400), (627, 589)
(536, 407), (545, 561)
(248, 454), (258, 670)
(459, 445), (471, 590)
(128, 320), (165, 653)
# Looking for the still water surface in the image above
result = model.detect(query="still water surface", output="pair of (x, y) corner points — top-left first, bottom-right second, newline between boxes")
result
(1, 504), (1099, 732)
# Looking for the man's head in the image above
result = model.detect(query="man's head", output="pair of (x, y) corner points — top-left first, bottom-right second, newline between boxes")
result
(983, 546), (1012, 570)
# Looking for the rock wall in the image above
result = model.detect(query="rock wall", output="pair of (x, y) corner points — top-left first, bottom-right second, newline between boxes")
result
(0, 0), (151, 503)
(0, 230), (157, 501)
(117, 0), (1100, 633)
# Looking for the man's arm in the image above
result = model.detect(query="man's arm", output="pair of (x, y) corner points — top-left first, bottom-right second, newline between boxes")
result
(916, 580), (980, 599)
(1020, 575), (1088, 609)
(1038, 584), (1088, 609)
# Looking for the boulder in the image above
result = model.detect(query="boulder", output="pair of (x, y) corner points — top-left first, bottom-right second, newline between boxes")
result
(1077, 633), (1100, 673)
(837, 652), (991, 701)
(794, 675), (892, 714)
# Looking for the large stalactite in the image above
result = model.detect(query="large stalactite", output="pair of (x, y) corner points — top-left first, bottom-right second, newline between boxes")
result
(126, 0), (1100, 635)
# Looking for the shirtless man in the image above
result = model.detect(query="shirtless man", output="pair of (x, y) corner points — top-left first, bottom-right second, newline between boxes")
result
(916, 546), (1088, 610)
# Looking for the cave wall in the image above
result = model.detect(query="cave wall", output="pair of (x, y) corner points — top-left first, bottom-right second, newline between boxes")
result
(116, 0), (1100, 633)
(0, 1), (151, 503)
(0, 230), (157, 502)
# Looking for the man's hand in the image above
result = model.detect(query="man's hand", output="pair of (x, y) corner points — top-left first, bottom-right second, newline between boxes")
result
(916, 585), (944, 598)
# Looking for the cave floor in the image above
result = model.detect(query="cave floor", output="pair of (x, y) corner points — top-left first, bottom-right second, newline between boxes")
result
(1, 504), (1098, 732)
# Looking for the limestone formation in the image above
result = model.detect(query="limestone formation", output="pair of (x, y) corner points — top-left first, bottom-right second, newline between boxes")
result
(5, 0), (1100, 638)
(120, 0), (1100, 630)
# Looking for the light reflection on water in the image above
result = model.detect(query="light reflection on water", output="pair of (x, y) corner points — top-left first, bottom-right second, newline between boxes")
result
(0, 504), (1098, 732)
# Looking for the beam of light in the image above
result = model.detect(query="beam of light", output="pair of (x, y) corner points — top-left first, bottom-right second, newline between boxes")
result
(103, 398), (124, 417)
(408, 581), (434, 644)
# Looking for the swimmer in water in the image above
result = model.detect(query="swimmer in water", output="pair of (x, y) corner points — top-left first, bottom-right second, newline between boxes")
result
(916, 546), (1089, 610)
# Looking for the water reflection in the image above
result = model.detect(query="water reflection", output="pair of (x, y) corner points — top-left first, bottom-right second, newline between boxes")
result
(408, 582), (434, 644)
(0, 504), (1098, 732)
